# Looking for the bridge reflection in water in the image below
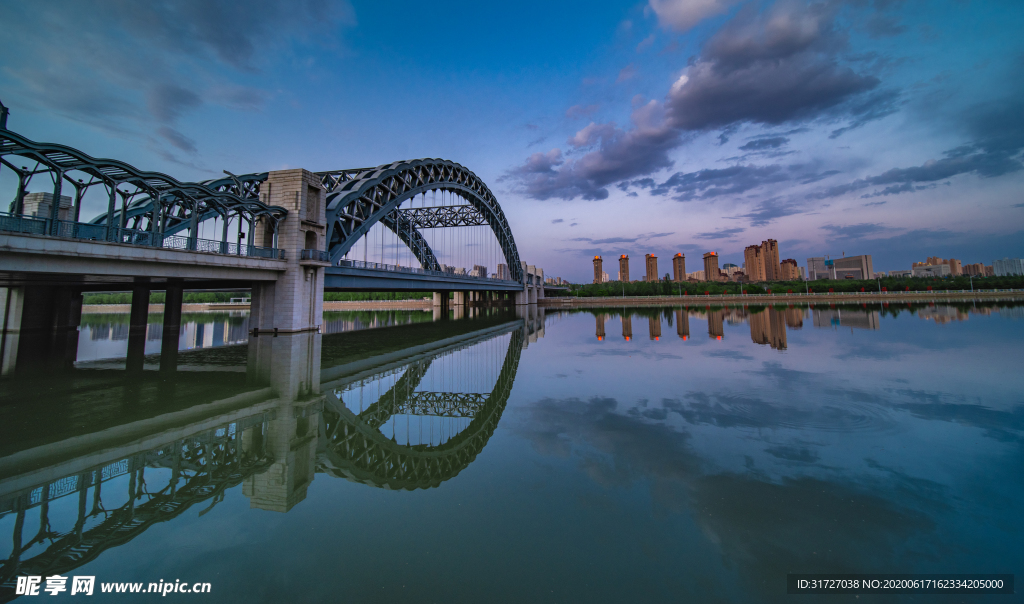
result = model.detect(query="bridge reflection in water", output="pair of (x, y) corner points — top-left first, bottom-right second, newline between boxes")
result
(0, 309), (539, 599)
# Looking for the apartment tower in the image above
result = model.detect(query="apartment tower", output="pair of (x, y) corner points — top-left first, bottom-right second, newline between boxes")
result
(702, 252), (720, 282)
(762, 239), (780, 280)
(593, 256), (603, 284)
(619, 255), (630, 282)
(744, 245), (766, 282)
(645, 254), (658, 282)
(672, 253), (686, 282)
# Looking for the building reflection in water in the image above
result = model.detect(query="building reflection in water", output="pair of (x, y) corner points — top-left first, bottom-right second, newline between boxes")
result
(0, 311), (534, 591)
(595, 314), (605, 341)
(675, 310), (689, 340)
(707, 309), (724, 340)
(812, 307), (880, 330)
(648, 317), (661, 341)
(621, 316), (632, 341)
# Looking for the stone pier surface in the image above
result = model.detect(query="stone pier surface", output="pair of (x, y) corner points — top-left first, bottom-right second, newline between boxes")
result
(249, 169), (328, 334)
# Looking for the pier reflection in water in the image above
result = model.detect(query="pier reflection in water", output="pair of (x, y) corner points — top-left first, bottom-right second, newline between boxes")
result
(0, 309), (535, 599)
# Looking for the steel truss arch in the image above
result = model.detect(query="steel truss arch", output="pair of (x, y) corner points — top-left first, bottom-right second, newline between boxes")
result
(0, 127), (287, 241)
(319, 159), (523, 282)
(318, 326), (523, 490)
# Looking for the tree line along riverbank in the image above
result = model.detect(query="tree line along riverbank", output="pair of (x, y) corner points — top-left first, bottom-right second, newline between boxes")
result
(563, 275), (1024, 297)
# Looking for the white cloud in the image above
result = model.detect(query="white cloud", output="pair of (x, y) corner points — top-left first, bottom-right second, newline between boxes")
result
(648, 0), (743, 32)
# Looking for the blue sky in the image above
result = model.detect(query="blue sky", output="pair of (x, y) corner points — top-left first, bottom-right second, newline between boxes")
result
(1, 0), (1022, 281)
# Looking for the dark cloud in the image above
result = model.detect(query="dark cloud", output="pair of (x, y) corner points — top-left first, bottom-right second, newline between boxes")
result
(506, 1), (887, 201)
(820, 222), (896, 239)
(764, 445), (820, 463)
(649, 164), (791, 200)
(730, 197), (808, 226)
(156, 126), (198, 153)
(147, 84), (202, 123)
(552, 218), (565, 224)
(695, 227), (745, 239)
(0, 0), (352, 154)
(739, 136), (789, 151)
(504, 101), (679, 200)
(666, 1), (879, 131)
(816, 93), (1024, 198)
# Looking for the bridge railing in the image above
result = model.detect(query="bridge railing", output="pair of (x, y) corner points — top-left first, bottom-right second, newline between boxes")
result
(0, 211), (285, 260)
(337, 259), (520, 284)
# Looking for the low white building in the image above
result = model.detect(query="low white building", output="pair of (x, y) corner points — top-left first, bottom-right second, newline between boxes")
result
(912, 264), (950, 278)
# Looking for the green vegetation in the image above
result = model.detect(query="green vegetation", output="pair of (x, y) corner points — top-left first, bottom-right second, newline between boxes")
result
(565, 274), (1024, 297)
(324, 291), (430, 301)
(83, 291), (247, 304)
(83, 291), (431, 304)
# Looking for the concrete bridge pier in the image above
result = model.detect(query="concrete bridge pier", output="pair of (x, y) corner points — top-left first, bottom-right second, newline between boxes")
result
(516, 262), (544, 305)
(249, 169), (327, 337)
(126, 280), (151, 372)
(0, 285), (83, 375)
(159, 280), (183, 373)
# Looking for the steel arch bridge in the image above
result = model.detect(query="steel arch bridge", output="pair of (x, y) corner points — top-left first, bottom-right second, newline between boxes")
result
(1, 110), (524, 281)
(318, 159), (523, 282)
(318, 323), (523, 490)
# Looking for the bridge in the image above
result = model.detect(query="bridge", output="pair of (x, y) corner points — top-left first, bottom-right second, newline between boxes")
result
(0, 100), (562, 375)
(0, 315), (535, 598)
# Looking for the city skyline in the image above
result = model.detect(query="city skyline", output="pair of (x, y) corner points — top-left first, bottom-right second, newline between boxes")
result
(0, 1), (1021, 283)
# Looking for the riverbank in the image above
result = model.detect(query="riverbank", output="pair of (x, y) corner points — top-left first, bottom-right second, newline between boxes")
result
(82, 299), (432, 314)
(540, 289), (1024, 307)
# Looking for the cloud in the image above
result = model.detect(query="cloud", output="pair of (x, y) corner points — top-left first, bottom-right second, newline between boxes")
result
(816, 92), (1024, 198)
(507, 1), (887, 201)
(739, 136), (789, 151)
(695, 227), (746, 239)
(730, 196), (807, 226)
(648, 0), (744, 32)
(666, 1), (880, 131)
(617, 64), (638, 83)
(820, 222), (896, 239)
(552, 218), (565, 224)
(648, 164), (791, 200)
(0, 0), (353, 154)
(504, 100), (679, 200)
(566, 104), (600, 119)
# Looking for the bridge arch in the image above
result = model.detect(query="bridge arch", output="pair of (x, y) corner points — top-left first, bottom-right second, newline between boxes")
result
(319, 159), (523, 282)
(318, 325), (523, 490)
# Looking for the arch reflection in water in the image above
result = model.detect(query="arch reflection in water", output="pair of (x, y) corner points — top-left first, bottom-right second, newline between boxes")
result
(0, 315), (527, 598)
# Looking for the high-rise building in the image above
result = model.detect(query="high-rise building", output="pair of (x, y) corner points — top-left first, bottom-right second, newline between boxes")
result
(648, 317), (661, 340)
(962, 263), (987, 276)
(21, 192), (73, 221)
(645, 254), (659, 282)
(593, 256), (603, 284)
(779, 258), (800, 280)
(948, 258), (962, 276)
(497, 263), (510, 280)
(703, 252), (721, 282)
(744, 245), (766, 281)
(619, 255), (630, 283)
(761, 239), (780, 280)
(912, 264), (950, 278)
(675, 309), (689, 340)
(601, 271), (609, 283)
(993, 258), (1024, 276)
(672, 253), (686, 282)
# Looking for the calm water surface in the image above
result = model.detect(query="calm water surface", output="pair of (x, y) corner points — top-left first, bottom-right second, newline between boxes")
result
(1, 302), (1022, 602)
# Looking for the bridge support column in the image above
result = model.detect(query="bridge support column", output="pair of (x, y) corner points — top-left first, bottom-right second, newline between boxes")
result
(250, 169), (326, 335)
(6, 285), (83, 374)
(0, 287), (24, 375)
(160, 280), (183, 373)
(126, 281), (151, 372)
(433, 291), (450, 320)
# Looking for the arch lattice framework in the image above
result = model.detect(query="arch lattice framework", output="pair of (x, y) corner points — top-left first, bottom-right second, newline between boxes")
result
(318, 159), (523, 282)
(319, 325), (523, 490)
(0, 127), (287, 240)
